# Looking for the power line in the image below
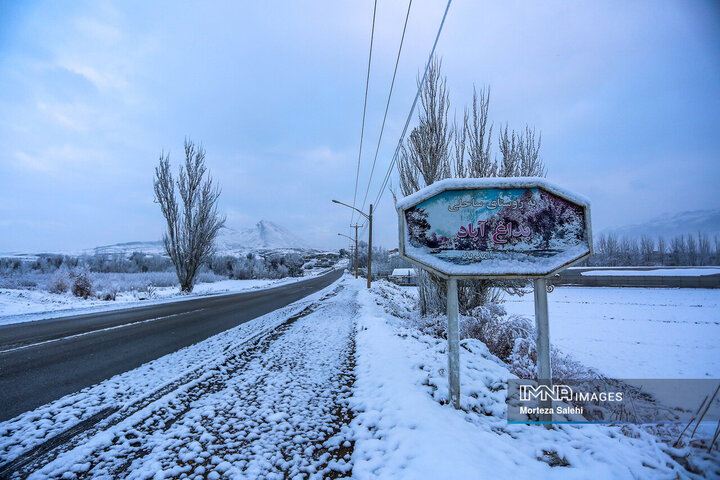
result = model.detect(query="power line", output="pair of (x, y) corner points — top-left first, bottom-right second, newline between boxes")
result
(359, 0), (413, 216)
(369, 0), (453, 221)
(350, 0), (378, 227)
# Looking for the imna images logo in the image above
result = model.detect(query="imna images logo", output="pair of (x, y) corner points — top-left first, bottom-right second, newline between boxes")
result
(518, 384), (624, 403)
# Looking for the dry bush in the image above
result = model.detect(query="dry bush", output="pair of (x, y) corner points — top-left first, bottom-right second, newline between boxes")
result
(409, 298), (601, 385)
(71, 268), (93, 299)
(49, 267), (71, 294)
(102, 283), (120, 301)
(464, 304), (534, 361)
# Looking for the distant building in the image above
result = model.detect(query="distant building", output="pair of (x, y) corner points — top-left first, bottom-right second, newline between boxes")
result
(389, 268), (417, 286)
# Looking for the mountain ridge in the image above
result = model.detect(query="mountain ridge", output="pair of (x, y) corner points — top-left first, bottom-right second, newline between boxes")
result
(601, 209), (720, 240)
(216, 220), (313, 251)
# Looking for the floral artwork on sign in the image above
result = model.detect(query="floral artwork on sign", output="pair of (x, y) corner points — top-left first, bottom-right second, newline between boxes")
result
(401, 185), (590, 276)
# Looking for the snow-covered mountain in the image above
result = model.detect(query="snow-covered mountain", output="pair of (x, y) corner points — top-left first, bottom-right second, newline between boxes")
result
(92, 241), (166, 256)
(216, 220), (313, 251)
(601, 209), (720, 239)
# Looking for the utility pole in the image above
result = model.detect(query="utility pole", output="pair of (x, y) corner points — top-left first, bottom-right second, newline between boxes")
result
(331, 199), (373, 288)
(351, 225), (361, 279)
(367, 204), (373, 289)
(338, 232), (359, 279)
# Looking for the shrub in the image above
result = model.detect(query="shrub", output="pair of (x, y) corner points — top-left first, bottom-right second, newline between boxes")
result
(71, 268), (93, 299)
(410, 299), (596, 384)
(49, 267), (71, 294)
(465, 304), (534, 361)
(101, 283), (120, 301)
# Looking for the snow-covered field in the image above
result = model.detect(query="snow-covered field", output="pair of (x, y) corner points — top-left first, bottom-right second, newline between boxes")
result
(580, 268), (720, 276)
(0, 270), (331, 326)
(503, 287), (720, 379)
(1, 276), (718, 478)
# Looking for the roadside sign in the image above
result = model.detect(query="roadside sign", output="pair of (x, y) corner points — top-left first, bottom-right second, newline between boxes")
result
(396, 177), (592, 416)
(396, 178), (592, 279)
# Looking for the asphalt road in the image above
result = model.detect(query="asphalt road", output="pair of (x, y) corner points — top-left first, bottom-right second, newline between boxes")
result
(0, 269), (343, 422)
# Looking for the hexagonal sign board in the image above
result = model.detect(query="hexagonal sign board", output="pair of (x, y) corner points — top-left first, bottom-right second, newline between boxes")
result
(396, 178), (592, 278)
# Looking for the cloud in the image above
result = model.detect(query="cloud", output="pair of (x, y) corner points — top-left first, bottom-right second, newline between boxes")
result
(60, 63), (128, 92)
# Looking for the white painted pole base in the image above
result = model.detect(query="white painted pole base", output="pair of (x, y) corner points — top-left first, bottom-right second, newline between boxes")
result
(533, 278), (552, 422)
(447, 278), (460, 409)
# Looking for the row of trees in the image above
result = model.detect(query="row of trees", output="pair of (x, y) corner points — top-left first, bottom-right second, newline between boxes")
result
(344, 241), (409, 278)
(1, 251), (309, 279)
(0, 253), (171, 276)
(589, 232), (720, 267)
(208, 252), (305, 279)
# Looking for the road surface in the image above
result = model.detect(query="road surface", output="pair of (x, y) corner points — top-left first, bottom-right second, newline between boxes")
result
(0, 269), (343, 421)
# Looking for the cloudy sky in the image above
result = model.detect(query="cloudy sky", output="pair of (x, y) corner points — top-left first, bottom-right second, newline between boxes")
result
(1, 0), (718, 253)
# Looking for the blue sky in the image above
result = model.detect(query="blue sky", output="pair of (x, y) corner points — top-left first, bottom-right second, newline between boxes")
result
(1, 0), (718, 253)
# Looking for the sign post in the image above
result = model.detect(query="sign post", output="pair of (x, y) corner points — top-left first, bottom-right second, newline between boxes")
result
(533, 278), (552, 419)
(447, 277), (460, 409)
(397, 178), (592, 419)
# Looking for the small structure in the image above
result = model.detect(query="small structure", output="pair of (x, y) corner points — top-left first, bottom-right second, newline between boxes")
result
(389, 268), (417, 286)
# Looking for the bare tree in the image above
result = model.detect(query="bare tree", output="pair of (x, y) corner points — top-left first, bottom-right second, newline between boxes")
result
(697, 232), (711, 265)
(657, 236), (667, 265)
(640, 235), (655, 265)
(154, 139), (226, 292)
(398, 58), (453, 197)
(396, 59), (455, 314)
(397, 59), (544, 315)
(497, 124), (519, 177)
(686, 233), (698, 266)
(498, 124), (545, 177)
(517, 126), (545, 177)
(671, 235), (686, 266)
(457, 86), (494, 178)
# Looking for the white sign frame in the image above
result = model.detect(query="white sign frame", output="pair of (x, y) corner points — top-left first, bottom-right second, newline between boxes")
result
(396, 177), (593, 280)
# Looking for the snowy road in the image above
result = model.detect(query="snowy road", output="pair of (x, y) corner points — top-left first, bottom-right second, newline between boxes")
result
(0, 269), (343, 421)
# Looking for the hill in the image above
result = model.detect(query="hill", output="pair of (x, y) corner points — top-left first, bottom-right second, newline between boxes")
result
(601, 209), (720, 240)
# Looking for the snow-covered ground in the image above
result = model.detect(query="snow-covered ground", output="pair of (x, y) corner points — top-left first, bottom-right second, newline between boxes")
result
(351, 281), (719, 478)
(0, 270), (332, 326)
(503, 287), (720, 379)
(1, 276), (718, 478)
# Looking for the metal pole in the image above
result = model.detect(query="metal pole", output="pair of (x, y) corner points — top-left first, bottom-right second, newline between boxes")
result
(447, 277), (460, 409)
(367, 204), (373, 288)
(354, 226), (359, 279)
(533, 278), (552, 422)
